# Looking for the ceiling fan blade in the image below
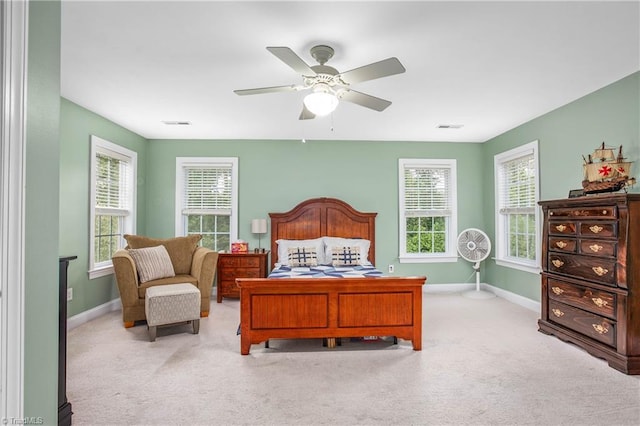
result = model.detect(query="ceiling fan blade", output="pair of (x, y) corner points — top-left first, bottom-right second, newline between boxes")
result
(234, 84), (301, 96)
(339, 90), (392, 112)
(267, 46), (317, 76)
(299, 104), (316, 120)
(339, 57), (406, 85)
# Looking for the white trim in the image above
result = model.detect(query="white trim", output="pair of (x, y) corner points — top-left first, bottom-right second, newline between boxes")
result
(175, 157), (239, 244)
(483, 283), (540, 312)
(494, 140), (541, 271)
(0, 0), (28, 417)
(495, 258), (541, 275)
(88, 265), (114, 280)
(89, 136), (137, 278)
(423, 282), (540, 313)
(424, 283), (476, 293)
(398, 158), (458, 262)
(67, 298), (121, 331)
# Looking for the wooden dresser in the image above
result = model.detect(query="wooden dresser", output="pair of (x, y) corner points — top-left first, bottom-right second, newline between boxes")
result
(216, 251), (269, 302)
(538, 194), (640, 374)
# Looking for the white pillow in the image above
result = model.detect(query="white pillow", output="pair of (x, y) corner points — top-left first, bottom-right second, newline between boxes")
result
(323, 237), (371, 265)
(276, 238), (325, 266)
(128, 245), (176, 283)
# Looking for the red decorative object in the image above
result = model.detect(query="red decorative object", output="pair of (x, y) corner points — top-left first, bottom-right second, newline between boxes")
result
(598, 164), (612, 177)
(231, 242), (248, 253)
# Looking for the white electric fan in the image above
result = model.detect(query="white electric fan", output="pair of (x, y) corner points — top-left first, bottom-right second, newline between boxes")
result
(456, 228), (495, 299)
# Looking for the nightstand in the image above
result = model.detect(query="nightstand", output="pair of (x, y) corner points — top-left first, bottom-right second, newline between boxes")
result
(216, 251), (269, 302)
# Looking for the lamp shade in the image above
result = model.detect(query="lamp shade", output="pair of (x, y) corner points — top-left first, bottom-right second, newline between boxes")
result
(251, 219), (267, 234)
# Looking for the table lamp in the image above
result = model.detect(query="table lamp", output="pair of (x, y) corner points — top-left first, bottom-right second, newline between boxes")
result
(251, 219), (267, 251)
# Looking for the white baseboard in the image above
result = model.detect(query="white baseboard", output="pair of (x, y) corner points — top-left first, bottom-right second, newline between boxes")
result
(67, 298), (122, 331)
(424, 282), (475, 293)
(483, 283), (540, 312)
(423, 282), (540, 313)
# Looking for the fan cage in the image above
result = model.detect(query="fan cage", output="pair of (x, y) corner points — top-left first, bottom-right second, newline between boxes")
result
(456, 228), (491, 262)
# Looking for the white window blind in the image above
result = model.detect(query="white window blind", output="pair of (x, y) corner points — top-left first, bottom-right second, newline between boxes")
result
(494, 140), (540, 273)
(399, 158), (458, 263)
(89, 135), (137, 279)
(182, 166), (232, 215)
(95, 152), (131, 216)
(498, 154), (536, 214)
(404, 167), (451, 217)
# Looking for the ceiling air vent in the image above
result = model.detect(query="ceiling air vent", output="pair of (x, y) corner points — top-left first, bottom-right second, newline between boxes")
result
(437, 124), (464, 129)
(162, 121), (191, 126)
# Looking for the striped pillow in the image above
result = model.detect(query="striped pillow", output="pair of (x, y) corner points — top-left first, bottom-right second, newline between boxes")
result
(331, 246), (361, 267)
(287, 247), (318, 267)
(128, 245), (176, 283)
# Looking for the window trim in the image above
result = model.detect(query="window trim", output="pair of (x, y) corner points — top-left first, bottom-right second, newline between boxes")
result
(175, 157), (239, 247)
(89, 136), (137, 279)
(398, 158), (458, 263)
(494, 140), (540, 274)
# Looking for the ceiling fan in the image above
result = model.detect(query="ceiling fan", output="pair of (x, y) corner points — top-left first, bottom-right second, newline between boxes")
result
(234, 45), (406, 120)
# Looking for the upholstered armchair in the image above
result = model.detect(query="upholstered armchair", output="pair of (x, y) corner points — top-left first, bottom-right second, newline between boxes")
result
(112, 234), (218, 328)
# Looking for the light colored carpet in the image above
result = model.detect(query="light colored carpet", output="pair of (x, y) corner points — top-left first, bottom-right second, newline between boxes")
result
(67, 292), (640, 425)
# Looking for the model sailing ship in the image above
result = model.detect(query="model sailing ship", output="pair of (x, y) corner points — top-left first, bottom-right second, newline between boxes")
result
(582, 142), (636, 194)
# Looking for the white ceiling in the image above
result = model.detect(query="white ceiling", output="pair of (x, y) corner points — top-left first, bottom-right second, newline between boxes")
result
(60, 1), (640, 142)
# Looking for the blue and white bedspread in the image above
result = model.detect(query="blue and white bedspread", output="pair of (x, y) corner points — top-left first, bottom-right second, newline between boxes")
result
(268, 264), (384, 279)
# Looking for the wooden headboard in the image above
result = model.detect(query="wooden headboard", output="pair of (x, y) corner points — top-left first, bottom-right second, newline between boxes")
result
(269, 198), (377, 269)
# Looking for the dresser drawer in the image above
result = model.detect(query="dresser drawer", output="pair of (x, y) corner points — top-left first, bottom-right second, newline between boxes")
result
(548, 300), (616, 348)
(548, 222), (577, 236)
(219, 280), (239, 296)
(548, 253), (616, 286)
(549, 237), (577, 253)
(216, 252), (269, 302)
(547, 278), (616, 319)
(548, 206), (617, 219)
(219, 256), (261, 268)
(579, 222), (617, 238)
(220, 268), (262, 280)
(578, 239), (616, 257)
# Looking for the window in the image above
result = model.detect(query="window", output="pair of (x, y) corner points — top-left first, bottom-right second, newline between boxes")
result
(494, 140), (540, 273)
(399, 159), (458, 263)
(175, 157), (238, 251)
(89, 136), (137, 278)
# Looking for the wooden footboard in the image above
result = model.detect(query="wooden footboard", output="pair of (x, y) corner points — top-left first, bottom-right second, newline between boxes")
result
(237, 276), (426, 355)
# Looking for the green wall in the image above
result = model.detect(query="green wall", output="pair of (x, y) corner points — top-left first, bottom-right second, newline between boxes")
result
(57, 71), (640, 320)
(144, 139), (484, 283)
(482, 71), (640, 301)
(24, 0), (60, 421)
(59, 99), (148, 316)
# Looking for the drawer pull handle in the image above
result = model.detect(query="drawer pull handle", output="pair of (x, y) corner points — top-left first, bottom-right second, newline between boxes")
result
(555, 224), (566, 232)
(552, 259), (564, 268)
(552, 309), (564, 318)
(592, 324), (609, 334)
(555, 241), (568, 249)
(589, 225), (603, 234)
(591, 298), (608, 308)
(551, 286), (564, 295)
(602, 210), (608, 215)
(592, 266), (608, 276)
(589, 244), (603, 253)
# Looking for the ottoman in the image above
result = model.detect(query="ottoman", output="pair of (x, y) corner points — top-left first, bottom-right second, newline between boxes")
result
(145, 283), (201, 342)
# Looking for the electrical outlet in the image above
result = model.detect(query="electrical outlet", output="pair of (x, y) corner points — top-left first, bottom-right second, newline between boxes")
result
(388, 264), (394, 274)
(67, 288), (73, 302)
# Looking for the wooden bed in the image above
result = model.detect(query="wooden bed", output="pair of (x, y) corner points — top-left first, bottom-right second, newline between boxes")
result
(237, 197), (426, 355)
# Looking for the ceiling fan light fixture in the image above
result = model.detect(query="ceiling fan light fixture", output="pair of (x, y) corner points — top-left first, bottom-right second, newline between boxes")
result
(303, 84), (339, 116)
